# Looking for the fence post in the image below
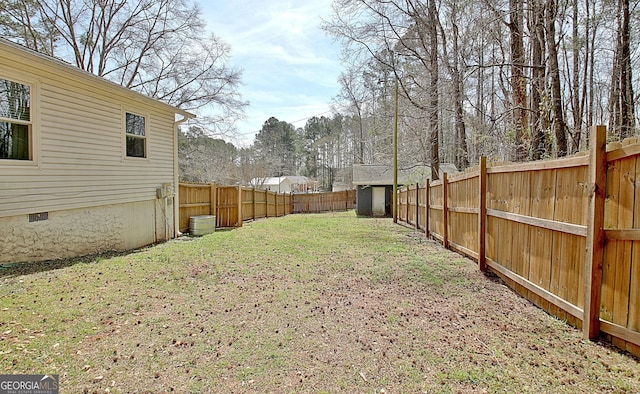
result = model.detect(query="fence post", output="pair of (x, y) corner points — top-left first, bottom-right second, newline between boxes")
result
(406, 187), (410, 224)
(443, 172), (449, 249)
(276, 192), (279, 217)
(210, 182), (217, 217)
(237, 186), (243, 227)
(210, 183), (218, 228)
(584, 125), (607, 340)
(425, 179), (430, 238)
(479, 157), (487, 271)
(415, 183), (420, 230)
(253, 188), (256, 221)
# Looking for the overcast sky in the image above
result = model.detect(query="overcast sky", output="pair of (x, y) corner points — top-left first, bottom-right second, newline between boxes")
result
(201, 0), (343, 146)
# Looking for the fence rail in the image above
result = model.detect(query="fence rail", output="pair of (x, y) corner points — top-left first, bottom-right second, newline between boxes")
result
(178, 185), (355, 232)
(397, 126), (640, 357)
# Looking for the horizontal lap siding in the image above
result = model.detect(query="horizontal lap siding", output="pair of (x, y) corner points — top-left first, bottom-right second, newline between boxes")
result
(0, 47), (177, 218)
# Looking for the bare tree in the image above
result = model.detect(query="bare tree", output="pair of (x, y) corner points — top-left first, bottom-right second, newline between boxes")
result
(1, 0), (246, 132)
(529, 0), (547, 159)
(426, 0), (440, 178)
(546, 0), (568, 156)
(324, 0), (637, 166)
(508, 0), (528, 161)
(324, 0), (442, 178)
(438, 0), (469, 170)
(609, 0), (636, 139)
(337, 68), (369, 164)
(178, 126), (239, 183)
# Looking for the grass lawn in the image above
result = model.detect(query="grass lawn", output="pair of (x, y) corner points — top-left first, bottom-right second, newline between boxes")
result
(1, 211), (638, 393)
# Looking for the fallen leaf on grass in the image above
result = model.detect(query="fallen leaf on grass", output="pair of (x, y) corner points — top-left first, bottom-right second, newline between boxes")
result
(359, 371), (368, 382)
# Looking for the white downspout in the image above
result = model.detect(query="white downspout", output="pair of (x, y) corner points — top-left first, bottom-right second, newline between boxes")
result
(173, 113), (194, 238)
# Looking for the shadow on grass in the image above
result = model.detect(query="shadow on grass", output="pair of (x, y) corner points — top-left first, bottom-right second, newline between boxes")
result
(0, 229), (238, 279)
(0, 249), (138, 279)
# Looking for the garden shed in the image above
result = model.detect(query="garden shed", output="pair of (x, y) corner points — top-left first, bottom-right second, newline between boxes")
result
(352, 163), (457, 217)
(0, 38), (194, 264)
(250, 176), (317, 193)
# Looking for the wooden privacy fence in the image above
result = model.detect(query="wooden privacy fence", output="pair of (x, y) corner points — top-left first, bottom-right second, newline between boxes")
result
(179, 184), (292, 230)
(292, 190), (356, 213)
(179, 184), (355, 231)
(397, 126), (640, 357)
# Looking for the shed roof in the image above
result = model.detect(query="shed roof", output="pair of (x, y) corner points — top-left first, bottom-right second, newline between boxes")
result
(0, 38), (195, 120)
(352, 163), (458, 186)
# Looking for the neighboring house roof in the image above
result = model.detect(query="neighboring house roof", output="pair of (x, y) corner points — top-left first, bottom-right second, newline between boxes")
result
(251, 176), (312, 187)
(251, 177), (285, 187)
(352, 163), (458, 186)
(284, 176), (313, 185)
(0, 38), (195, 120)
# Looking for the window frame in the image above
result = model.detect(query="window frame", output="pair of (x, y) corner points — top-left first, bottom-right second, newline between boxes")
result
(0, 73), (38, 166)
(123, 110), (149, 160)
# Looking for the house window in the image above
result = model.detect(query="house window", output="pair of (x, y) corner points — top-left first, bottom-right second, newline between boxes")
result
(0, 78), (31, 160)
(125, 112), (146, 158)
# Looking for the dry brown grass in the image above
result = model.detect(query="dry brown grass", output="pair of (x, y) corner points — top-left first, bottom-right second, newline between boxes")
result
(1, 212), (638, 393)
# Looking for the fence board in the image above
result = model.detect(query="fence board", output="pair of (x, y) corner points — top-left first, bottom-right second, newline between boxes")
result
(398, 188), (405, 222)
(448, 172), (479, 256)
(629, 156), (640, 354)
(601, 152), (637, 349)
(429, 182), (444, 238)
(479, 158), (487, 270)
(255, 189), (267, 219)
(602, 159), (621, 323)
(418, 184), (426, 231)
(614, 156), (635, 330)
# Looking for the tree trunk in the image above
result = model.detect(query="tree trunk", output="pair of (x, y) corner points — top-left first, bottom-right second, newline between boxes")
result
(451, 5), (469, 170)
(546, 0), (568, 156)
(530, 0), (546, 160)
(508, 0), (528, 161)
(438, 2), (469, 170)
(587, 0), (596, 129)
(580, 0), (591, 149)
(571, 0), (583, 153)
(428, 0), (440, 179)
(619, 0), (635, 139)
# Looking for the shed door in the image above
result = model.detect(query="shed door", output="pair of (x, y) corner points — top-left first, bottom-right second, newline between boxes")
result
(372, 187), (386, 216)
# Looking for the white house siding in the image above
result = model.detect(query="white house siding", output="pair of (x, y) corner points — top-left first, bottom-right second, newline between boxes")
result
(0, 40), (184, 263)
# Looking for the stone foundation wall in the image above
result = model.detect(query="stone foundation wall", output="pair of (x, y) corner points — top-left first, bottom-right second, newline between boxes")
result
(0, 199), (173, 264)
